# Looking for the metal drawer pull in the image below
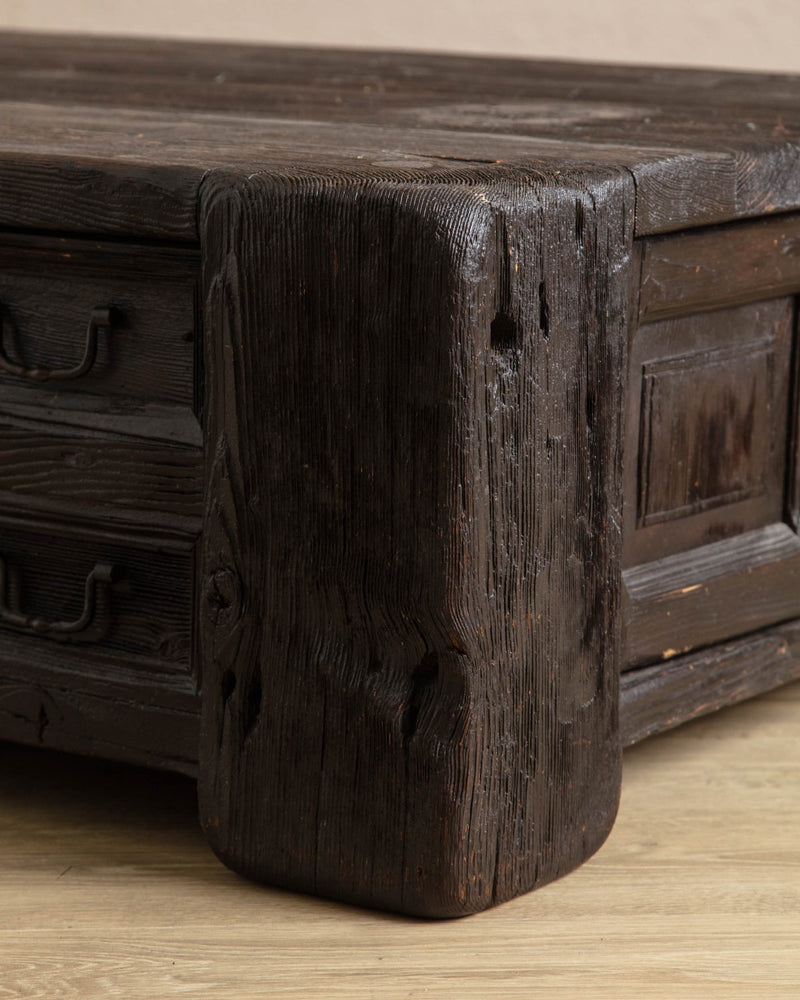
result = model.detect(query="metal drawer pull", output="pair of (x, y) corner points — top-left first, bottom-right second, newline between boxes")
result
(0, 305), (119, 382)
(0, 557), (123, 643)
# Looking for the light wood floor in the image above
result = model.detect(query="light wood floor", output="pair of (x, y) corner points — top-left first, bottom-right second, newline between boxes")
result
(2, 681), (799, 999)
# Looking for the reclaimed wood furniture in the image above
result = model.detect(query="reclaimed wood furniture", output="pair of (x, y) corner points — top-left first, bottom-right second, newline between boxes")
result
(0, 32), (799, 917)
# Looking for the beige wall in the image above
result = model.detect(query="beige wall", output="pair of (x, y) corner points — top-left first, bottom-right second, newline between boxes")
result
(1, 0), (799, 73)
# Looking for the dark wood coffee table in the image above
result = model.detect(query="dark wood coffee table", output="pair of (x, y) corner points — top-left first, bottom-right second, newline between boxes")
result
(0, 33), (799, 916)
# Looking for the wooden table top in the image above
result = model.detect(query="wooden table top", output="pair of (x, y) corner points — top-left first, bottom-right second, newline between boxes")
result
(1, 32), (799, 239)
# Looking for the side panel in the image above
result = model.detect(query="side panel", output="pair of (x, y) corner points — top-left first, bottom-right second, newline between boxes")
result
(197, 165), (634, 916)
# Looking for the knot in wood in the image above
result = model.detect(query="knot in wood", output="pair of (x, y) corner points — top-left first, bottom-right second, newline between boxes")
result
(203, 567), (243, 630)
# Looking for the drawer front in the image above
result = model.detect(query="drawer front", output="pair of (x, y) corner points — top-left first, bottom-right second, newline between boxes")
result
(622, 296), (800, 667)
(623, 214), (800, 669)
(0, 235), (199, 408)
(0, 519), (195, 679)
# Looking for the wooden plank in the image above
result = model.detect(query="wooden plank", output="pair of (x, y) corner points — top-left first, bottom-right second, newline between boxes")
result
(639, 212), (800, 322)
(620, 620), (800, 746)
(623, 523), (800, 667)
(0, 99), (689, 171)
(197, 162), (633, 916)
(0, 389), (203, 447)
(0, 674), (198, 774)
(0, 155), (201, 241)
(0, 107), (665, 237)
(1, 32), (799, 116)
(0, 232), (200, 280)
(0, 506), (199, 550)
(0, 421), (203, 527)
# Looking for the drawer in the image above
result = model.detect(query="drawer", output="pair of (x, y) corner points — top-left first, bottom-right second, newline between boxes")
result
(0, 517), (196, 682)
(0, 234), (200, 409)
(622, 287), (800, 668)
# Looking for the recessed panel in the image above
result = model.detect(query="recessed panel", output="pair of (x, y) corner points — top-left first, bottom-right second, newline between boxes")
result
(624, 297), (793, 567)
(638, 343), (771, 527)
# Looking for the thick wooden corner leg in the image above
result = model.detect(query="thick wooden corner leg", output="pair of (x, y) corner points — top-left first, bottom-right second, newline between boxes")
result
(196, 165), (634, 916)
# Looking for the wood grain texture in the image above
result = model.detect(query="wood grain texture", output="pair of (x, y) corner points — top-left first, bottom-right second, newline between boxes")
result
(1, 32), (799, 917)
(623, 524), (800, 667)
(0, 154), (202, 241)
(0, 676), (198, 774)
(0, 388), (203, 447)
(0, 234), (199, 407)
(0, 519), (196, 672)
(639, 211), (800, 322)
(6, 31), (800, 113)
(197, 162), (633, 916)
(0, 33), (799, 236)
(623, 298), (793, 568)
(0, 499), (200, 774)
(621, 619), (800, 746)
(0, 422), (202, 527)
(2, 682), (799, 999)
(629, 147), (800, 236)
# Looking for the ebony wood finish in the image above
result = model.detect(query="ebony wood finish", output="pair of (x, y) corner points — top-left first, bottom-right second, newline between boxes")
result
(198, 169), (630, 916)
(624, 525), (800, 666)
(0, 32), (799, 916)
(620, 620), (800, 746)
(638, 214), (800, 322)
(0, 235), (199, 406)
(625, 298), (792, 556)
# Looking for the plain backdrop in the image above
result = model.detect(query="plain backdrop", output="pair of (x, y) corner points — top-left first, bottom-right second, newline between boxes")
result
(0, 0), (798, 73)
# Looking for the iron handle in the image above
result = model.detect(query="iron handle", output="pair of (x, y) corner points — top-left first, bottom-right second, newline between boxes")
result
(0, 305), (119, 382)
(0, 556), (124, 643)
